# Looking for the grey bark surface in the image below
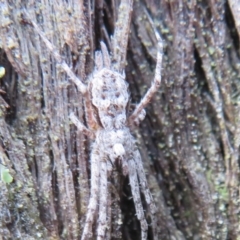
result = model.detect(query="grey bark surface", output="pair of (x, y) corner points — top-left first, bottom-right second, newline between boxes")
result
(0, 0), (239, 240)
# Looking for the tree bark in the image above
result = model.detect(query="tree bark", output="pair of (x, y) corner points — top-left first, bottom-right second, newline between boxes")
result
(0, 0), (239, 239)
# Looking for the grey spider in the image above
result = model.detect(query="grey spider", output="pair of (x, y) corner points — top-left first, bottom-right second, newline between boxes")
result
(70, 40), (162, 240)
(25, 2), (163, 239)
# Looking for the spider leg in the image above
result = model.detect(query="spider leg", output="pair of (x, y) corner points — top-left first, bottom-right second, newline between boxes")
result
(94, 42), (111, 70)
(128, 31), (163, 125)
(24, 12), (98, 129)
(112, 0), (133, 71)
(69, 112), (94, 138)
(128, 109), (146, 129)
(95, 51), (104, 70)
(106, 181), (112, 240)
(97, 160), (108, 240)
(81, 147), (100, 240)
(128, 159), (148, 240)
(133, 150), (157, 238)
(24, 12), (87, 94)
(100, 42), (111, 68)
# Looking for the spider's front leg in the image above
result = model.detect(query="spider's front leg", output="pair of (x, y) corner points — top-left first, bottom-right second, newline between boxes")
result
(128, 31), (163, 126)
(112, 0), (133, 71)
(25, 14), (97, 129)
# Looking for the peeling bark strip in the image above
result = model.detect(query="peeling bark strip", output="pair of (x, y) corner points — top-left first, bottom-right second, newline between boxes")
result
(0, 0), (240, 240)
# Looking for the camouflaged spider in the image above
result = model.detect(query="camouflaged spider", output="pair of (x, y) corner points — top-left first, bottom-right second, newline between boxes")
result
(27, 3), (163, 239)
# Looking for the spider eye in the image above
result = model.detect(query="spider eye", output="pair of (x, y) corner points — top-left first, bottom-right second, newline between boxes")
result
(101, 94), (106, 99)
(115, 92), (120, 98)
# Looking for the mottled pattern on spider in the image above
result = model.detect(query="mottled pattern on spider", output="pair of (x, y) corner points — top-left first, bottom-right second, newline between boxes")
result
(28, 5), (163, 239)
(70, 39), (162, 240)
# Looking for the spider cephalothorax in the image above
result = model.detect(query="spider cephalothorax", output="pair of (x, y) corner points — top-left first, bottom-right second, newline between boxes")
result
(90, 58), (129, 129)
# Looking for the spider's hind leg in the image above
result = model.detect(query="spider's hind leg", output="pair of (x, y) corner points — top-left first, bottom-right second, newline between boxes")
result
(81, 146), (100, 240)
(97, 160), (108, 240)
(128, 158), (148, 240)
(133, 150), (157, 239)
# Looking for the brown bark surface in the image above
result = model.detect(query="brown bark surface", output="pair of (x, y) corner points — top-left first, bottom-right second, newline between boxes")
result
(0, 0), (239, 239)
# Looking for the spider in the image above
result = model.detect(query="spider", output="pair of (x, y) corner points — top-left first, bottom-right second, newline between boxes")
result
(24, 1), (163, 239)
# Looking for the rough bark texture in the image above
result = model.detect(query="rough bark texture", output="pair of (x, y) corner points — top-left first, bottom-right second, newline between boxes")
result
(0, 0), (240, 239)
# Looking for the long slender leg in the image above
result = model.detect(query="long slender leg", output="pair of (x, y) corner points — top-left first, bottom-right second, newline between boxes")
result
(100, 42), (111, 68)
(128, 109), (146, 129)
(112, 0), (133, 72)
(69, 112), (93, 138)
(106, 182), (112, 240)
(128, 31), (163, 125)
(97, 160), (108, 240)
(24, 11), (87, 94)
(95, 51), (104, 70)
(24, 12), (98, 129)
(134, 150), (156, 213)
(81, 147), (100, 240)
(128, 159), (148, 240)
(133, 150), (157, 238)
